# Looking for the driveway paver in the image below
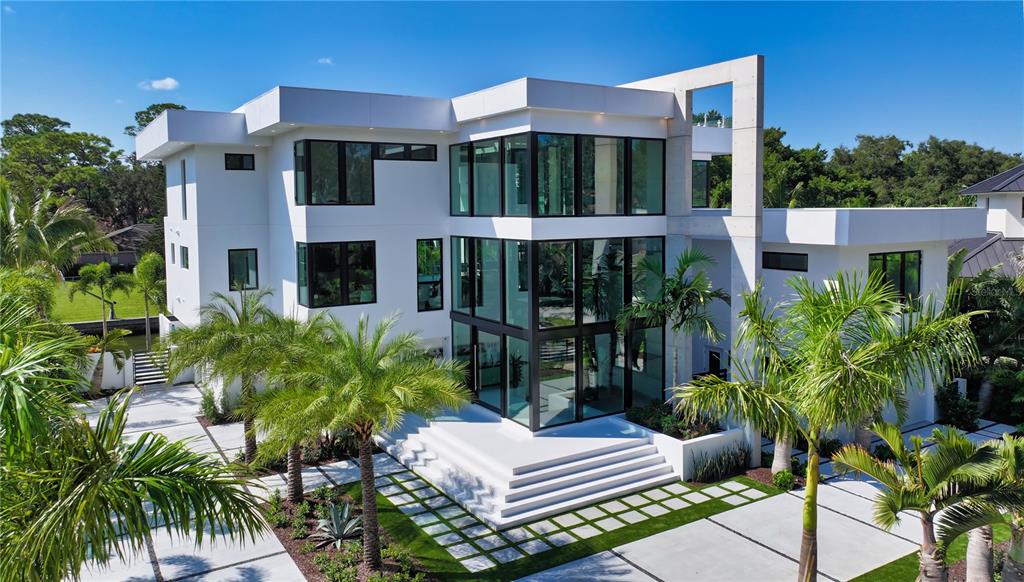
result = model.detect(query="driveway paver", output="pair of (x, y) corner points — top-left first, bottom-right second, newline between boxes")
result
(516, 551), (655, 582)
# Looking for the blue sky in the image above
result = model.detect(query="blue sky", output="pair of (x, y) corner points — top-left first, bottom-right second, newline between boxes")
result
(2, 2), (1021, 155)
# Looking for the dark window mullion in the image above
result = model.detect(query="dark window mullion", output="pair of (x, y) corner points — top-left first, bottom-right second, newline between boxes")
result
(530, 133), (539, 218)
(574, 134), (583, 216)
(338, 141), (347, 205)
(624, 138), (633, 215)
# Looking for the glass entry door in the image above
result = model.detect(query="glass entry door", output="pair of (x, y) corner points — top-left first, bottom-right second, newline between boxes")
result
(451, 321), (506, 415)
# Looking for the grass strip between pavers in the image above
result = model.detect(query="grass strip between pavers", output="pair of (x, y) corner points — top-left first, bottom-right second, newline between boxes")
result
(851, 522), (1011, 581)
(350, 475), (780, 582)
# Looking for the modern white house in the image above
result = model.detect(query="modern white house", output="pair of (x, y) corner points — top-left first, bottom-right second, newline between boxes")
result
(952, 163), (1024, 277)
(136, 55), (988, 527)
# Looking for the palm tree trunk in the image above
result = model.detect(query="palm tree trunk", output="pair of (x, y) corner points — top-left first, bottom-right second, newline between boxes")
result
(966, 525), (993, 582)
(1004, 522), (1024, 582)
(772, 433), (792, 475)
(798, 429), (820, 582)
(241, 377), (257, 463)
(919, 513), (948, 582)
(286, 444), (303, 504)
(100, 288), (108, 338)
(978, 380), (994, 416)
(358, 430), (382, 572)
(671, 332), (679, 389)
(143, 296), (151, 352)
(90, 349), (105, 398)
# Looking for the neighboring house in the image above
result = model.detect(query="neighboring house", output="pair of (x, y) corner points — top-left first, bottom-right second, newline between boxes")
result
(136, 55), (986, 526)
(73, 223), (158, 275)
(950, 163), (1024, 278)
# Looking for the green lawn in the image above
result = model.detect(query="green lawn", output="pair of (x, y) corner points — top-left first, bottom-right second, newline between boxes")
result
(349, 475), (780, 582)
(852, 522), (1011, 581)
(52, 281), (149, 323)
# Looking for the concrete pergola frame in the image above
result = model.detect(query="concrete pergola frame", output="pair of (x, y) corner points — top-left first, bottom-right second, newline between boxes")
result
(624, 55), (765, 465)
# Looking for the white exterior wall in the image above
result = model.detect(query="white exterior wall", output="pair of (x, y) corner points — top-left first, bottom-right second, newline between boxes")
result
(979, 193), (1024, 238)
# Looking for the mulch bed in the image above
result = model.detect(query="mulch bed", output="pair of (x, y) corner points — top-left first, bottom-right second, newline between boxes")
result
(947, 539), (1010, 582)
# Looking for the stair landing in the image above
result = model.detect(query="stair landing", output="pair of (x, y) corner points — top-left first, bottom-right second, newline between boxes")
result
(378, 405), (676, 529)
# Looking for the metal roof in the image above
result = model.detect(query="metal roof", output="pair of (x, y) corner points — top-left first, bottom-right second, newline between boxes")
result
(961, 163), (1024, 195)
(949, 232), (1023, 277)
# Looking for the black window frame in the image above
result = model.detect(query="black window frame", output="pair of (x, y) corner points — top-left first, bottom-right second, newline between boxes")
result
(691, 159), (710, 209)
(180, 246), (189, 270)
(224, 153), (255, 171)
(227, 248), (259, 291)
(180, 159), (187, 220)
(416, 238), (443, 312)
(295, 240), (378, 308)
(294, 139), (437, 206)
(869, 250), (922, 301)
(449, 236), (665, 431)
(763, 251), (809, 272)
(448, 132), (666, 218)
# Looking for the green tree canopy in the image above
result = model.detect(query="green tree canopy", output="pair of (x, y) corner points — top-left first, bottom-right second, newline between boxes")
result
(124, 103), (186, 137)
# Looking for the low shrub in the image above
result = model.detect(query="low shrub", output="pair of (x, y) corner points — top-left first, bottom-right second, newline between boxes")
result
(199, 388), (233, 424)
(691, 443), (749, 483)
(936, 382), (980, 431)
(817, 437), (843, 459)
(626, 403), (721, 441)
(872, 443), (897, 462)
(298, 541), (315, 554)
(314, 553), (358, 582)
(772, 469), (796, 491)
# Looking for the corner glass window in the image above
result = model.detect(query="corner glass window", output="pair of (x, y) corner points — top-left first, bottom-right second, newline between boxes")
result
(630, 139), (664, 214)
(416, 239), (442, 312)
(581, 136), (625, 215)
(539, 337), (577, 427)
(452, 236), (471, 314)
(294, 142), (306, 205)
(536, 134), (575, 216)
(452, 322), (473, 391)
(297, 243), (308, 306)
(345, 143), (373, 205)
(506, 336), (531, 427)
(311, 243), (343, 307)
(581, 238), (624, 324)
(692, 160), (709, 208)
(630, 327), (664, 407)
(450, 144), (471, 216)
(228, 248), (258, 290)
(870, 250), (921, 301)
(310, 141), (341, 204)
(345, 241), (376, 304)
(581, 332), (626, 418)
(473, 139), (501, 216)
(477, 330), (502, 411)
(475, 238), (501, 321)
(538, 241), (575, 328)
(504, 240), (529, 328)
(631, 237), (664, 301)
(503, 134), (530, 216)
(300, 241), (377, 308)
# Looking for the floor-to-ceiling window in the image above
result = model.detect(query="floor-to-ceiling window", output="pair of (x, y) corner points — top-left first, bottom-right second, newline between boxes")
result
(581, 136), (625, 215)
(504, 134), (530, 216)
(631, 139), (664, 214)
(505, 240), (529, 328)
(477, 330), (502, 411)
(475, 239), (501, 321)
(506, 336), (531, 427)
(581, 332), (625, 419)
(537, 241), (575, 328)
(473, 139), (501, 216)
(539, 337), (576, 427)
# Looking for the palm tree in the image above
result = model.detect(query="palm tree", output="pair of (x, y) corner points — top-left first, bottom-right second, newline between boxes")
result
(251, 313), (331, 502)
(132, 252), (165, 351)
(675, 272), (982, 581)
(833, 423), (1023, 582)
(617, 247), (730, 388)
(0, 289), (265, 582)
(0, 178), (112, 273)
(164, 288), (277, 463)
(68, 261), (133, 338)
(267, 315), (468, 572)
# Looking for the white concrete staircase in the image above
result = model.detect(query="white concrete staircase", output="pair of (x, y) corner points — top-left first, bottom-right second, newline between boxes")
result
(133, 351), (168, 386)
(378, 407), (677, 529)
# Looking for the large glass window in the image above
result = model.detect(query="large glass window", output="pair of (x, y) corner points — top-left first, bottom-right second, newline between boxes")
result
(869, 251), (921, 301)
(539, 338), (576, 427)
(345, 241), (376, 305)
(631, 237), (664, 302)
(477, 331), (502, 411)
(630, 326), (664, 407)
(294, 142), (306, 205)
(473, 139), (500, 216)
(452, 237), (472, 314)
(297, 243), (308, 306)
(503, 134), (530, 216)
(416, 239), (442, 312)
(581, 136), (625, 215)
(228, 248), (258, 291)
(536, 134), (575, 216)
(297, 241), (377, 307)
(692, 160), (709, 208)
(763, 251), (808, 272)
(581, 239), (624, 324)
(225, 153), (255, 171)
(345, 143), (373, 204)
(538, 241), (575, 328)
(582, 332), (625, 418)
(450, 144), (470, 215)
(475, 239), (501, 321)
(631, 139), (664, 214)
(180, 246), (189, 269)
(506, 336), (531, 427)
(452, 322), (473, 391)
(504, 240), (529, 328)
(310, 141), (341, 204)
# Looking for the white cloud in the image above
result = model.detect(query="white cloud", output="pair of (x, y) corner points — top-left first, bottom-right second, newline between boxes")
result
(138, 77), (180, 91)
(3, 5), (15, 14)
(317, 57), (333, 65)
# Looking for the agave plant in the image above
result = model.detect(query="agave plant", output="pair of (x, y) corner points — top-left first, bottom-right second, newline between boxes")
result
(310, 501), (362, 550)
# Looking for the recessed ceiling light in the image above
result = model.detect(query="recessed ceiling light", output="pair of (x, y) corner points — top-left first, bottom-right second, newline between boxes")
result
(369, 127), (374, 130)
(288, 123), (295, 126)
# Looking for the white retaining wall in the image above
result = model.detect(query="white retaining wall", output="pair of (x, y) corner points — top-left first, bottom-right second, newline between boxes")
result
(613, 417), (748, 481)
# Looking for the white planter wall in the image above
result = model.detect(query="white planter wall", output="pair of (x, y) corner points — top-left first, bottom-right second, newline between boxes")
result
(614, 417), (748, 481)
(82, 352), (135, 390)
